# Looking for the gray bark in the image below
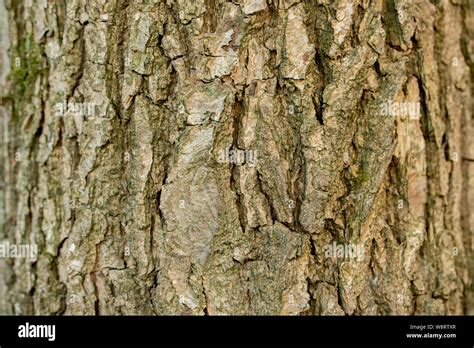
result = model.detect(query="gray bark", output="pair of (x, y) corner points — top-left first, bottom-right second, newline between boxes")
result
(0, 0), (473, 315)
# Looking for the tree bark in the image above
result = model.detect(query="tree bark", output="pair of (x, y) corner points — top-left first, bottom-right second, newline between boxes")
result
(0, 0), (472, 315)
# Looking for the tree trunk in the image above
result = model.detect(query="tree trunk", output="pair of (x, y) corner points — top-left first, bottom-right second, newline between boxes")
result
(0, 0), (472, 315)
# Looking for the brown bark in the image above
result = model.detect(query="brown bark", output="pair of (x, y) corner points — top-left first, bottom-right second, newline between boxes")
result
(0, 0), (472, 315)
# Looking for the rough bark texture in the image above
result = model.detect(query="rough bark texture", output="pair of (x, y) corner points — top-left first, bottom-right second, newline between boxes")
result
(0, 0), (472, 315)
